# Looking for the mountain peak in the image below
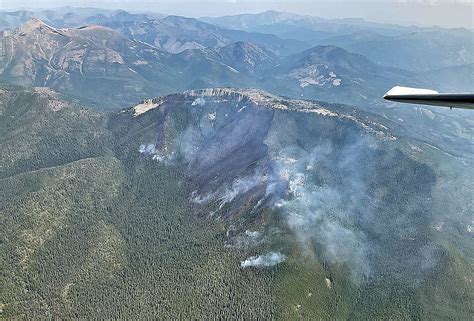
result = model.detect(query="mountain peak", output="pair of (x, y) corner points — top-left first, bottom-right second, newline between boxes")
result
(18, 18), (60, 35)
(300, 45), (370, 63)
(21, 18), (47, 29)
(224, 41), (261, 51)
(165, 88), (298, 111)
(223, 41), (276, 58)
(75, 24), (113, 31)
(309, 45), (345, 53)
(132, 88), (282, 117)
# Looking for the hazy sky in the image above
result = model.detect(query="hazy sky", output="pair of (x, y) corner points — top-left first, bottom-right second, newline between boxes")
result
(1, 0), (472, 28)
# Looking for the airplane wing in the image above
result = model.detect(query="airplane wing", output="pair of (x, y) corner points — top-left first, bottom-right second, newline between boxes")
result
(383, 86), (474, 110)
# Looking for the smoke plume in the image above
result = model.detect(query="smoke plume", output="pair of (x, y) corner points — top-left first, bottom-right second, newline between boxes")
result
(240, 251), (287, 268)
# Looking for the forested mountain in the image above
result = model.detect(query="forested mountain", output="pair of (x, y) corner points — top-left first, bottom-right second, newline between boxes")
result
(261, 45), (417, 106)
(1, 84), (472, 319)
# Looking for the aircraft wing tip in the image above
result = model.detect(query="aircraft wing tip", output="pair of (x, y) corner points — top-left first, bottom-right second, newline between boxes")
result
(384, 86), (439, 98)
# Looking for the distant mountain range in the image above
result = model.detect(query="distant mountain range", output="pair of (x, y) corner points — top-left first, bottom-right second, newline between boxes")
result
(100, 15), (310, 56)
(0, 18), (297, 107)
(325, 28), (474, 72)
(203, 10), (474, 72)
(0, 9), (311, 55)
(0, 8), (164, 30)
(2, 9), (472, 72)
(0, 17), (445, 109)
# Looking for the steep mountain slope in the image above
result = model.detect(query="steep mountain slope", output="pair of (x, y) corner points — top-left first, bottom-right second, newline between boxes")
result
(166, 42), (279, 89)
(262, 45), (416, 106)
(1, 85), (472, 319)
(0, 19), (176, 108)
(0, 85), (277, 319)
(115, 89), (472, 320)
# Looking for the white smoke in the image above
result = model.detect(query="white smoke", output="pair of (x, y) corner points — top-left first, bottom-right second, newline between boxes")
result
(192, 168), (266, 208)
(138, 143), (174, 163)
(225, 230), (264, 250)
(218, 172), (265, 209)
(191, 97), (206, 106)
(269, 138), (374, 279)
(240, 251), (286, 268)
(139, 144), (158, 156)
(178, 126), (202, 162)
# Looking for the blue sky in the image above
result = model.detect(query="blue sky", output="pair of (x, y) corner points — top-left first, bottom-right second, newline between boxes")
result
(1, 0), (472, 28)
